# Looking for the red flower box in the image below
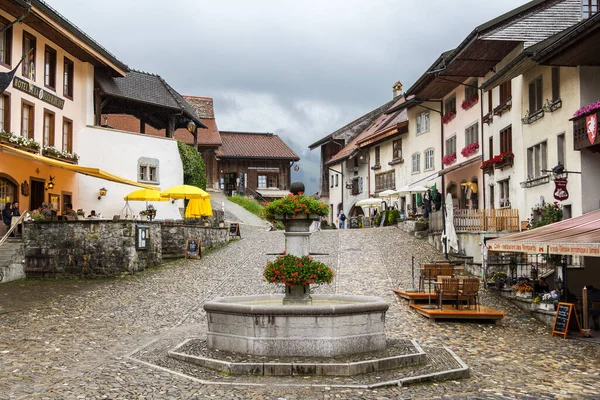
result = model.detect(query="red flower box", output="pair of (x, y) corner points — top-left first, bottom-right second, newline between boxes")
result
(461, 142), (479, 157)
(461, 95), (479, 111)
(441, 111), (456, 125)
(442, 152), (456, 166)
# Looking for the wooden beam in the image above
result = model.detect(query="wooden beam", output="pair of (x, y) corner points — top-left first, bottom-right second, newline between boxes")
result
(139, 113), (146, 134)
(193, 127), (198, 150)
(166, 115), (175, 138)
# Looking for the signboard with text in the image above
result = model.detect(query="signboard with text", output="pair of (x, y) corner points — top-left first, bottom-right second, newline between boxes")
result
(13, 77), (65, 109)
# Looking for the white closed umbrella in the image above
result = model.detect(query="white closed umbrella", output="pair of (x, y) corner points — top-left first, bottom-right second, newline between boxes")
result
(355, 198), (383, 207)
(399, 185), (429, 194)
(441, 193), (459, 253)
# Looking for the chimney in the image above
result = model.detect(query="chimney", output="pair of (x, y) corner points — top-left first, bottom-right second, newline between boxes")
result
(393, 81), (403, 98)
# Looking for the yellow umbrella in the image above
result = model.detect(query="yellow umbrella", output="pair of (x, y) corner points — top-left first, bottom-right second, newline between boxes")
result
(185, 198), (213, 218)
(160, 185), (210, 200)
(124, 189), (169, 202)
(200, 197), (213, 217)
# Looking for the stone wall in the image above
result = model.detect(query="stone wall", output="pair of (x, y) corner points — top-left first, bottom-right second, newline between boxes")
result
(24, 220), (162, 278)
(161, 222), (229, 259)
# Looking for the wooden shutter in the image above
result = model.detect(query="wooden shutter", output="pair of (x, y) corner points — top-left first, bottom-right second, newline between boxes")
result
(529, 82), (536, 112)
(552, 68), (560, 101)
(488, 90), (492, 114)
(489, 136), (493, 158)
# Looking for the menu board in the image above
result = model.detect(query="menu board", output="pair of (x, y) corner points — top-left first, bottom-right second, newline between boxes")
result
(551, 302), (582, 339)
(186, 238), (201, 259)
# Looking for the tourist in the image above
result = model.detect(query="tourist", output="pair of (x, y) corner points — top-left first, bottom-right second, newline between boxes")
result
(2, 203), (12, 235)
(535, 277), (550, 293)
(423, 189), (431, 218)
(40, 202), (53, 219)
(433, 189), (442, 211)
(87, 210), (97, 218)
(338, 211), (346, 229)
(63, 203), (79, 220)
(11, 201), (21, 236)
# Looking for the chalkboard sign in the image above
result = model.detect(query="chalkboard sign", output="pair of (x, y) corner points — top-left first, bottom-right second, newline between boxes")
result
(363, 217), (371, 228)
(229, 223), (241, 238)
(349, 217), (359, 229)
(552, 302), (582, 339)
(185, 238), (201, 259)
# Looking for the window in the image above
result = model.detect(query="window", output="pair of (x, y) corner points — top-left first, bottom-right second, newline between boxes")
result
(392, 139), (402, 160)
(258, 174), (277, 188)
(488, 136), (494, 159)
(527, 141), (547, 179)
(0, 16), (12, 66)
(557, 134), (565, 167)
(258, 175), (267, 188)
(499, 81), (511, 104)
(0, 93), (10, 132)
(465, 122), (479, 146)
(528, 76), (543, 113)
(500, 125), (512, 153)
(445, 95), (456, 114)
(487, 90), (493, 114)
(552, 67), (560, 102)
(268, 175), (277, 188)
(375, 170), (395, 192)
(499, 179), (510, 208)
(465, 79), (478, 101)
(44, 46), (56, 90)
(43, 110), (55, 147)
(21, 101), (34, 138)
(411, 153), (420, 173)
(63, 57), (74, 99)
(62, 117), (73, 153)
(335, 174), (339, 187)
(445, 135), (456, 156)
(330, 174), (334, 188)
(375, 146), (381, 165)
(22, 32), (36, 80)
(424, 148), (434, 171)
(582, 0), (599, 18)
(416, 111), (429, 134)
(137, 157), (159, 184)
(351, 177), (363, 195)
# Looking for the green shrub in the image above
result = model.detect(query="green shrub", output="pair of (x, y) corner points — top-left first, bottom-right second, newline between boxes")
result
(264, 254), (334, 286)
(227, 195), (265, 218)
(177, 141), (207, 189)
(375, 213), (382, 226)
(387, 209), (400, 225)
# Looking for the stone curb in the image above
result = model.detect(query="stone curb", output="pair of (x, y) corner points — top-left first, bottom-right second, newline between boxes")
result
(168, 339), (426, 376)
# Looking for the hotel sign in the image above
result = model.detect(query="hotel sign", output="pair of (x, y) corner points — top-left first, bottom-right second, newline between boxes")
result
(13, 77), (65, 110)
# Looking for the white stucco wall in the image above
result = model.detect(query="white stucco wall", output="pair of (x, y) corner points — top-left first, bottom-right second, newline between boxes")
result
(76, 126), (185, 219)
(327, 161), (343, 222)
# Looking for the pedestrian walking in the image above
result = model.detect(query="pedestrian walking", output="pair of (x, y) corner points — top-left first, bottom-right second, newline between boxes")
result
(338, 211), (347, 229)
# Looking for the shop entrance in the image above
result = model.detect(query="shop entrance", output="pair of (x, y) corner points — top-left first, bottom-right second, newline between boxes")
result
(224, 172), (237, 196)
(0, 175), (17, 210)
(30, 179), (45, 211)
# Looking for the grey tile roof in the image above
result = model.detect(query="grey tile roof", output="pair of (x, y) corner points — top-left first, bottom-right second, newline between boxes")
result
(95, 69), (205, 128)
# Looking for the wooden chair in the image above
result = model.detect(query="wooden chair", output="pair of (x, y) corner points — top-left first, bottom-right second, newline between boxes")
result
(437, 277), (460, 309)
(419, 264), (440, 293)
(459, 278), (480, 310)
(437, 263), (454, 278)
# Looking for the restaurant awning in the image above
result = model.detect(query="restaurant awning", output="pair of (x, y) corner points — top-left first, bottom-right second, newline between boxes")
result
(0, 143), (160, 191)
(487, 209), (600, 257)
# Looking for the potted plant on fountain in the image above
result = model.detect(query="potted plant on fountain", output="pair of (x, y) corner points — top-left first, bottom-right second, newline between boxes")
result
(264, 252), (334, 305)
(264, 191), (329, 222)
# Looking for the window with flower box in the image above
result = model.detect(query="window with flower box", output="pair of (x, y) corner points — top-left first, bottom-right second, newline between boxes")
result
(465, 122), (479, 146)
(500, 125), (512, 153)
(528, 75), (543, 113)
(22, 32), (36, 81)
(43, 110), (55, 147)
(445, 135), (456, 156)
(411, 153), (420, 173)
(21, 100), (34, 139)
(375, 170), (395, 192)
(416, 111), (429, 134)
(0, 16), (13, 67)
(424, 148), (434, 171)
(62, 117), (72, 153)
(0, 93), (10, 132)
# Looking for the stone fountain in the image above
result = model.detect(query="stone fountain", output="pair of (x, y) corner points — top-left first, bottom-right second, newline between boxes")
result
(202, 182), (389, 357)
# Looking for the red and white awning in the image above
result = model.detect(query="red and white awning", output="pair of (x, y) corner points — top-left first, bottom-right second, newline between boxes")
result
(487, 209), (600, 257)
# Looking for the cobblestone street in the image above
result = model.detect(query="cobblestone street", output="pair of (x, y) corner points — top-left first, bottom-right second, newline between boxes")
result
(1, 226), (599, 399)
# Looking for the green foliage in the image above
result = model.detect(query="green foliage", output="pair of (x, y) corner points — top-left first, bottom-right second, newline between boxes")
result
(490, 271), (507, 283)
(177, 141), (206, 189)
(387, 209), (400, 225)
(264, 193), (329, 221)
(375, 213), (382, 226)
(227, 195), (265, 218)
(264, 254), (334, 287)
(527, 202), (562, 229)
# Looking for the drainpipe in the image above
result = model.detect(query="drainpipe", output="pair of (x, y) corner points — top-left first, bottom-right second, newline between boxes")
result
(480, 86), (486, 209)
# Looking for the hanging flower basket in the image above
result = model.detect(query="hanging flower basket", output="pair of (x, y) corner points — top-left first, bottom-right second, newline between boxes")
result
(573, 99), (600, 118)
(442, 152), (456, 166)
(461, 142), (480, 157)
(461, 95), (479, 111)
(441, 111), (456, 125)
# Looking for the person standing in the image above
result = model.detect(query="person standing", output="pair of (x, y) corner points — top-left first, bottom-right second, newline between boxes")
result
(338, 211), (347, 229)
(423, 189), (431, 218)
(11, 201), (21, 236)
(433, 189), (442, 211)
(2, 203), (12, 235)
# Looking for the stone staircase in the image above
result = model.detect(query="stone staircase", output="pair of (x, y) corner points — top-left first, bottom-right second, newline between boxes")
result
(0, 237), (25, 283)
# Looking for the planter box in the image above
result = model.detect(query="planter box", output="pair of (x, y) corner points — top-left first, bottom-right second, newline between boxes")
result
(515, 291), (532, 299)
(42, 150), (78, 165)
(0, 136), (40, 154)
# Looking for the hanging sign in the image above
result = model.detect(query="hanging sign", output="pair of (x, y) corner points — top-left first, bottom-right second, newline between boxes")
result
(553, 178), (569, 201)
(13, 76), (65, 109)
(587, 113), (597, 145)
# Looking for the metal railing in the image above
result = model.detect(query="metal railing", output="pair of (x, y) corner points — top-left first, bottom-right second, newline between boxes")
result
(429, 208), (520, 233)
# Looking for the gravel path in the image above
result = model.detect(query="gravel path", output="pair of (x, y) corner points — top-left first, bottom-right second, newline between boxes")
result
(1, 225), (599, 399)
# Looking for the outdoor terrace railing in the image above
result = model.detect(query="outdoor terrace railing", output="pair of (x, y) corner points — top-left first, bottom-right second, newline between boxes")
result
(429, 208), (520, 233)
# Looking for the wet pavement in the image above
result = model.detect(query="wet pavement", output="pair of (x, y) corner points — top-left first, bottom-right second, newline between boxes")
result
(1, 225), (599, 399)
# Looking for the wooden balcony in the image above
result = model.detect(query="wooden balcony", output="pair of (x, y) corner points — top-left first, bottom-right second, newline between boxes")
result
(429, 208), (520, 233)
(573, 112), (599, 150)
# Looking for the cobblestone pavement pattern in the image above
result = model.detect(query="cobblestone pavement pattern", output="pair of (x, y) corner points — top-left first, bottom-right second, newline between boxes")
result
(1, 225), (600, 399)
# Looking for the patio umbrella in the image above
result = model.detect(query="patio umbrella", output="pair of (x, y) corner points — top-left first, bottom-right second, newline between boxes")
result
(355, 198), (383, 207)
(160, 185), (210, 200)
(124, 189), (169, 202)
(399, 185), (429, 193)
(185, 198), (213, 218)
(441, 193), (459, 254)
(379, 189), (399, 198)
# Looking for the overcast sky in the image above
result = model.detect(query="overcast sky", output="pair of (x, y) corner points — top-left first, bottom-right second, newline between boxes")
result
(47, 0), (527, 194)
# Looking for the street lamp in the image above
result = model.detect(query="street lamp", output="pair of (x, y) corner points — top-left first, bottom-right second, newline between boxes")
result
(186, 121), (196, 134)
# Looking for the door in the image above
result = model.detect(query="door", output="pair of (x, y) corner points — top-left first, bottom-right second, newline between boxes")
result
(30, 179), (45, 211)
(224, 173), (237, 196)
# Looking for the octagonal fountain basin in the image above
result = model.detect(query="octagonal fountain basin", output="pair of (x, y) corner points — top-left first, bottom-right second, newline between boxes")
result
(203, 294), (389, 357)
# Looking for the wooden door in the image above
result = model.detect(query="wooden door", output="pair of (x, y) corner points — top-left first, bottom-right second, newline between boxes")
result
(30, 179), (45, 211)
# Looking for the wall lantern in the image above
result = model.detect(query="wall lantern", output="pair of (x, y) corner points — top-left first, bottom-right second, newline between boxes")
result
(45, 176), (55, 191)
(98, 187), (107, 200)
(186, 121), (196, 134)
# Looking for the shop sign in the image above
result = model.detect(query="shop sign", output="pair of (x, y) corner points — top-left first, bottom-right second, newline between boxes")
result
(587, 113), (597, 145)
(553, 178), (569, 201)
(13, 76), (65, 110)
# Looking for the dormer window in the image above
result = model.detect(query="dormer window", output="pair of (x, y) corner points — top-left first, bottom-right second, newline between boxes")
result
(582, 0), (599, 18)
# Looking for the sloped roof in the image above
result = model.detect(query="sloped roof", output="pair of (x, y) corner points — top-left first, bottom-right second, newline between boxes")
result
(95, 69), (206, 129)
(184, 95), (216, 119)
(217, 132), (299, 160)
(308, 98), (397, 150)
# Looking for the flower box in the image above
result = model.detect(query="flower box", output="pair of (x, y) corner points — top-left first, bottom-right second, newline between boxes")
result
(461, 95), (478, 111)
(461, 142), (479, 157)
(273, 213), (321, 221)
(493, 99), (512, 116)
(442, 152), (456, 166)
(573, 99), (600, 118)
(0, 133), (40, 154)
(441, 111), (456, 125)
(492, 151), (514, 170)
(42, 149), (79, 164)
(515, 291), (532, 299)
